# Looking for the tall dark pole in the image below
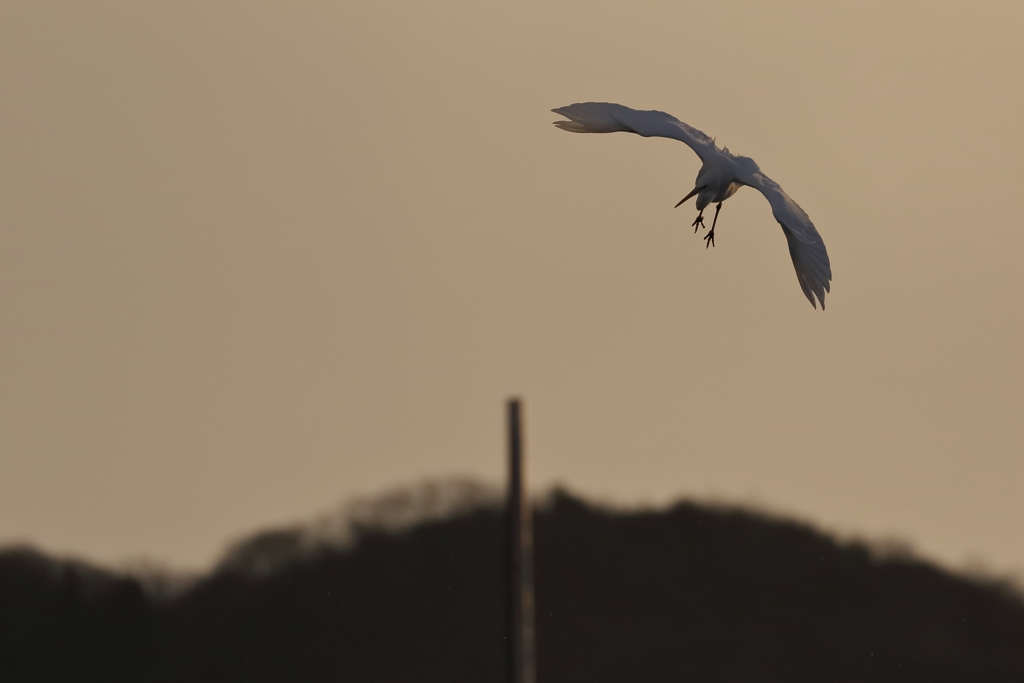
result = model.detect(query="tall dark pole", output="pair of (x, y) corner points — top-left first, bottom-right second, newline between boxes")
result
(507, 398), (536, 683)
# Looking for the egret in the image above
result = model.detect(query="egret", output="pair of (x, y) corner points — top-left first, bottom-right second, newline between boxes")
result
(552, 102), (832, 309)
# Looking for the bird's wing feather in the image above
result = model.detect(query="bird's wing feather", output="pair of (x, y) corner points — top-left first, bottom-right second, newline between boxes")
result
(552, 102), (719, 162)
(737, 169), (832, 309)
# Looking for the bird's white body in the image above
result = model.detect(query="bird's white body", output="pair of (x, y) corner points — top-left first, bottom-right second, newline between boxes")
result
(692, 158), (743, 211)
(552, 102), (832, 309)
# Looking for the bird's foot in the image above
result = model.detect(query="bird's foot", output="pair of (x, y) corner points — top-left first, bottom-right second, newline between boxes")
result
(692, 215), (706, 233)
(704, 228), (715, 248)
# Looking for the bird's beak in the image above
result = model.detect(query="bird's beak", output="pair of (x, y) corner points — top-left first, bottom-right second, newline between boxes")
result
(674, 186), (701, 208)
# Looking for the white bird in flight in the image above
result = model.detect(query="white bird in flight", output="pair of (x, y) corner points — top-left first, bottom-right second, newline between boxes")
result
(552, 102), (832, 309)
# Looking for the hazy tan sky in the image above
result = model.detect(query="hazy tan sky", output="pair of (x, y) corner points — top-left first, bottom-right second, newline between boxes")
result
(1, 2), (1021, 575)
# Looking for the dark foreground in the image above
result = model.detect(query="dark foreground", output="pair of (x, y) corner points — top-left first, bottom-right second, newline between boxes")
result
(3, 490), (1023, 682)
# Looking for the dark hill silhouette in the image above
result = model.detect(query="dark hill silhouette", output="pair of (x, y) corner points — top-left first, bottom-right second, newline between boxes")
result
(0, 547), (154, 682)
(3, 486), (1023, 682)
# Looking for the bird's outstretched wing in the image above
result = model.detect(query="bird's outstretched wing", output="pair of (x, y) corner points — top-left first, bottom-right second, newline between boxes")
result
(552, 102), (719, 163)
(737, 170), (832, 309)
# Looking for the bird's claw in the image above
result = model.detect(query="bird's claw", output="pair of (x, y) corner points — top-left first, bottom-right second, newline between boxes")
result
(704, 229), (715, 248)
(692, 215), (705, 233)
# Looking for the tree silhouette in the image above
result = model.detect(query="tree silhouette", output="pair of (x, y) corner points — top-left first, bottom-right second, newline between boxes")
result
(3, 487), (1023, 682)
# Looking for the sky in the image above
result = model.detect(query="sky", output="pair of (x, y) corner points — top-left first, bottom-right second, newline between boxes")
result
(1, 1), (1021, 576)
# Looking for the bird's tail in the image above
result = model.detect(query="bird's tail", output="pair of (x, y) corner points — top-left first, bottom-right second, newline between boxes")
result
(552, 103), (630, 134)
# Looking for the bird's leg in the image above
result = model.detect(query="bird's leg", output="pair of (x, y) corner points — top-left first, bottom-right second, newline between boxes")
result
(691, 210), (705, 233)
(704, 202), (722, 248)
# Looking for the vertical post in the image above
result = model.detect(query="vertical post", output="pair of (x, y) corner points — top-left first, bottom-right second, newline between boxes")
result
(507, 398), (536, 683)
